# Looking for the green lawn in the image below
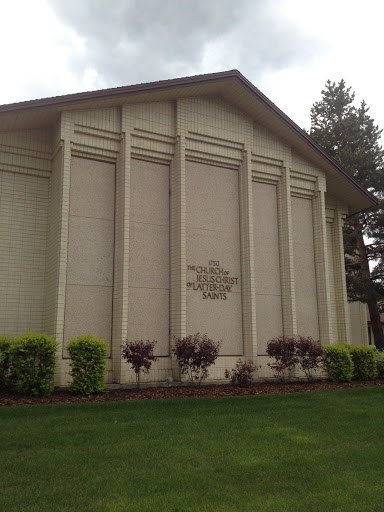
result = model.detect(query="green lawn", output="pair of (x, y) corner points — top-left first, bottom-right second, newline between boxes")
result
(1, 387), (384, 512)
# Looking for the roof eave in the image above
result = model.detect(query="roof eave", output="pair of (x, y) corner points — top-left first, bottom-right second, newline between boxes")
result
(0, 69), (377, 212)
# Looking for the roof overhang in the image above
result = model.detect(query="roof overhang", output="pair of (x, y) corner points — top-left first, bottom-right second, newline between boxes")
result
(0, 70), (376, 215)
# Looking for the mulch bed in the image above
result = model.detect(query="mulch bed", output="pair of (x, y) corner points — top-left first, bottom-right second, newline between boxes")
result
(1, 378), (384, 407)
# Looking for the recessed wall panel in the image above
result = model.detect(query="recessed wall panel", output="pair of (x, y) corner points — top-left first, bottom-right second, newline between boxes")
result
(64, 285), (113, 343)
(128, 288), (169, 355)
(128, 223), (169, 290)
(186, 162), (242, 355)
(292, 196), (320, 338)
(64, 157), (115, 348)
(128, 159), (170, 356)
(69, 158), (115, 220)
(67, 216), (114, 287)
(252, 181), (283, 354)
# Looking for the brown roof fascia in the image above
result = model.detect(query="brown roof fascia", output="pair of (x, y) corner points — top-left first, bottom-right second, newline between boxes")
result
(0, 70), (237, 113)
(0, 69), (377, 208)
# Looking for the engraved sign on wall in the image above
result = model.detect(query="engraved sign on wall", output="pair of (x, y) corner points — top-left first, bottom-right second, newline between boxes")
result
(187, 260), (239, 300)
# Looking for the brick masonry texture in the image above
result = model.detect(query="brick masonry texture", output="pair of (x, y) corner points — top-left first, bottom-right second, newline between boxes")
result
(0, 79), (369, 385)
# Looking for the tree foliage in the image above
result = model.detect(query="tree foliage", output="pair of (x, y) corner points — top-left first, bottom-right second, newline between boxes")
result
(310, 79), (384, 349)
(310, 80), (384, 191)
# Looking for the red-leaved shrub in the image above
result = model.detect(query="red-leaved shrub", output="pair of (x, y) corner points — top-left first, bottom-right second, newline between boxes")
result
(266, 336), (297, 381)
(294, 336), (323, 380)
(121, 340), (158, 388)
(267, 335), (323, 381)
(225, 359), (257, 387)
(173, 333), (220, 385)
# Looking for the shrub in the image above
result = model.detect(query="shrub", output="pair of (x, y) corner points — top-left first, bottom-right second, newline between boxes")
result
(323, 344), (353, 382)
(225, 359), (257, 387)
(173, 333), (220, 385)
(348, 345), (377, 381)
(11, 332), (58, 396)
(266, 336), (297, 381)
(375, 350), (384, 378)
(121, 339), (158, 388)
(0, 348), (5, 390)
(66, 335), (108, 395)
(0, 335), (16, 391)
(294, 336), (323, 380)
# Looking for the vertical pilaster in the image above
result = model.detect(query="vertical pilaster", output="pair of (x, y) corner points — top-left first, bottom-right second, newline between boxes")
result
(278, 165), (297, 336)
(312, 180), (333, 344)
(112, 106), (133, 382)
(333, 206), (352, 343)
(53, 113), (73, 386)
(169, 100), (187, 379)
(239, 141), (258, 362)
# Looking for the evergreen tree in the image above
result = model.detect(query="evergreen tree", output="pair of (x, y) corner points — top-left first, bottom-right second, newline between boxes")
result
(310, 80), (384, 349)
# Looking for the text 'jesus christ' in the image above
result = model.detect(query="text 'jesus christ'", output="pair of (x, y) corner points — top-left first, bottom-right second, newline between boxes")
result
(187, 261), (239, 300)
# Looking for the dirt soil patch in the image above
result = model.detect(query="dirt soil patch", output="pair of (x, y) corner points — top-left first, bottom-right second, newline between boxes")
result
(1, 378), (384, 407)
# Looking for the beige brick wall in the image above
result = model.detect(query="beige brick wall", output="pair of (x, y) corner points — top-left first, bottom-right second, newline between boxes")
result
(0, 128), (50, 336)
(0, 96), (356, 383)
(0, 171), (49, 335)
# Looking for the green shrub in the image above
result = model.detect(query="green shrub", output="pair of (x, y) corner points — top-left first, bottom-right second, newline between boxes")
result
(348, 345), (377, 381)
(67, 335), (108, 395)
(0, 336), (16, 391)
(11, 332), (58, 396)
(323, 344), (353, 382)
(375, 350), (384, 378)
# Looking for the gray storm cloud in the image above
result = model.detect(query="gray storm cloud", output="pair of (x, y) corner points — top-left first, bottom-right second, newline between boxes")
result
(48, 0), (324, 87)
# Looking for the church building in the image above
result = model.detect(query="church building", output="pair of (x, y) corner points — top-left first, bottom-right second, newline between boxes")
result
(0, 70), (375, 385)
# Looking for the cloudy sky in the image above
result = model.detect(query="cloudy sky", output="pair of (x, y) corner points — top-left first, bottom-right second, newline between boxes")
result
(1, 0), (383, 134)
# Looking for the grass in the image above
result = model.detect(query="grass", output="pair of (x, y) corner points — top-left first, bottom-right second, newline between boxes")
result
(1, 387), (384, 511)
